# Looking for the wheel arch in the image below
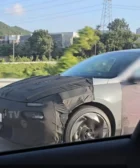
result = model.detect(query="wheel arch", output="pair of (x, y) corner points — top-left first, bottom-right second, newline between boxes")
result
(69, 102), (116, 136)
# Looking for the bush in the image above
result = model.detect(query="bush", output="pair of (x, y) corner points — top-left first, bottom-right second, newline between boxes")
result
(77, 56), (85, 62)
(0, 63), (57, 78)
(36, 55), (40, 61)
(42, 55), (48, 61)
(31, 70), (49, 76)
(56, 53), (79, 73)
(0, 55), (80, 78)
(30, 56), (34, 61)
(16, 56), (31, 62)
(0, 58), (5, 63)
(9, 55), (15, 62)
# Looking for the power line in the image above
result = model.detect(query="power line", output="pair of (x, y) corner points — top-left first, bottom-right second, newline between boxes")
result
(2, 0), (61, 14)
(15, 4), (102, 22)
(113, 4), (140, 9)
(4, 0), (87, 15)
(14, 0), (55, 8)
(25, 0), (87, 13)
(0, 0), (30, 6)
(113, 6), (140, 10)
(15, 8), (102, 24)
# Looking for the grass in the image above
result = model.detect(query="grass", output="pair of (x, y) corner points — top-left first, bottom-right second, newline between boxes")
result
(0, 63), (57, 78)
(0, 55), (82, 78)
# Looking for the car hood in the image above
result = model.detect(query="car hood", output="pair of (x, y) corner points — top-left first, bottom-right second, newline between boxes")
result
(0, 75), (93, 103)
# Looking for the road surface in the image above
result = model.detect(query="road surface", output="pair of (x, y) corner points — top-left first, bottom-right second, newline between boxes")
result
(0, 137), (24, 152)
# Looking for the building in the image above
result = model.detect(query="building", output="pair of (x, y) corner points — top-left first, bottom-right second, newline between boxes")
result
(20, 34), (32, 43)
(62, 32), (79, 48)
(136, 28), (140, 34)
(50, 33), (63, 49)
(8, 35), (21, 44)
(0, 36), (5, 44)
(0, 31), (79, 48)
(0, 35), (21, 44)
(50, 32), (79, 49)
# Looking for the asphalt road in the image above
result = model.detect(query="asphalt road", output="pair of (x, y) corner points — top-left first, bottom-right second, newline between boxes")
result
(0, 137), (23, 152)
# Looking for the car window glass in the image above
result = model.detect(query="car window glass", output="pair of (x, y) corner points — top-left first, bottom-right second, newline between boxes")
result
(61, 52), (139, 78)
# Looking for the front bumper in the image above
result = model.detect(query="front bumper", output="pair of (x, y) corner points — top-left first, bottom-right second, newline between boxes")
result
(0, 97), (58, 148)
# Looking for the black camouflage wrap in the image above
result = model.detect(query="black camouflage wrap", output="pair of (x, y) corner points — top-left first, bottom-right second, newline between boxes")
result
(0, 75), (94, 147)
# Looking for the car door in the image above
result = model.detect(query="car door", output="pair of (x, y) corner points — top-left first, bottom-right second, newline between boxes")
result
(121, 66), (140, 135)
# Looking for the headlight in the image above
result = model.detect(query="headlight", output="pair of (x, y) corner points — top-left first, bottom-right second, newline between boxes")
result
(22, 111), (44, 120)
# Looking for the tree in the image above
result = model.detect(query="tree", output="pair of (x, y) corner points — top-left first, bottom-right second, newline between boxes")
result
(100, 18), (140, 51)
(15, 42), (31, 57)
(56, 53), (79, 73)
(96, 41), (106, 54)
(96, 25), (101, 30)
(95, 27), (106, 54)
(28, 30), (54, 60)
(0, 43), (13, 56)
(66, 26), (100, 58)
(107, 18), (129, 31)
(51, 41), (64, 59)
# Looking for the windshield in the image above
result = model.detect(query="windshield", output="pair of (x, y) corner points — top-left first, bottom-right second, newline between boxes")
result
(61, 52), (140, 78)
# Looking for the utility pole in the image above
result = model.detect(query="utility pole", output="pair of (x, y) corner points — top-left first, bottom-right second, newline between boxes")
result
(12, 40), (15, 61)
(100, 0), (112, 32)
(95, 43), (97, 55)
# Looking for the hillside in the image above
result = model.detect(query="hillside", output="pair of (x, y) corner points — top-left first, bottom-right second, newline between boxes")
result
(0, 21), (31, 36)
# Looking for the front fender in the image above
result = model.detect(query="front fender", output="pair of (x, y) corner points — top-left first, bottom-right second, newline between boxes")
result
(94, 83), (122, 136)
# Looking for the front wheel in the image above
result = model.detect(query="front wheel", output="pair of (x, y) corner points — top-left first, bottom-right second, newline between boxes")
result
(64, 105), (112, 142)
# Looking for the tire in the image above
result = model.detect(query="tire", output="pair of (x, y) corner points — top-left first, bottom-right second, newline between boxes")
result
(64, 105), (112, 143)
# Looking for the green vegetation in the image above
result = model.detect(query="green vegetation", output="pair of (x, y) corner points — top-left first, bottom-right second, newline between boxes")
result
(0, 55), (81, 78)
(12, 26), (31, 35)
(0, 21), (31, 36)
(56, 54), (79, 73)
(0, 63), (52, 78)
(28, 29), (54, 60)
(0, 18), (140, 78)
(0, 18), (139, 61)
(65, 26), (99, 58)
(62, 18), (140, 59)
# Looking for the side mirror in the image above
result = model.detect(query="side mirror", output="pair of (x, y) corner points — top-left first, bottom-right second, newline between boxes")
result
(128, 76), (140, 84)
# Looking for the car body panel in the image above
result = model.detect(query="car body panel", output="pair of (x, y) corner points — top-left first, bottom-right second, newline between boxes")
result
(93, 57), (140, 136)
(93, 82), (122, 136)
(93, 78), (109, 85)
(119, 58), (140, 135)
(121, 81), (140, 135)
